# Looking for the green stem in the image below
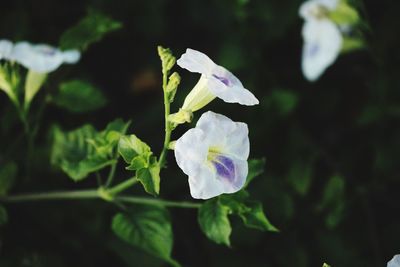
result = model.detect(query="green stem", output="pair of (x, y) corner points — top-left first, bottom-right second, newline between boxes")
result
(117, 196), (201, 209)
(0, 190), (200, 209)
(105, 162), (118, 187)
(107, 176), (138, 196)
(158, 70), (172, 168)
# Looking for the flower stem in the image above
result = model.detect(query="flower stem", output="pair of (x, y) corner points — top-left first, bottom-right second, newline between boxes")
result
(0, 189), (200, 209)
(105, 162), (118, 187)
(107, 176), (138, 196)
(158, 68), (172, 168)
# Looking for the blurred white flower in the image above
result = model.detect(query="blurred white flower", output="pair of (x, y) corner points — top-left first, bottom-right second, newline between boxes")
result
(299, 0), (342, 81)
(10, 42), (80, 73)
(388, 255), (400, 267)
(0, 40), (13, 60)
(174, 111), (249, 199)
(177, 48), (258, 112)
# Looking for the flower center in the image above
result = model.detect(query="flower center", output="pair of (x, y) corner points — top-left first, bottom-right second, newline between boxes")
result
(207, 148), (235, 181)
(212, 74), (231, 86)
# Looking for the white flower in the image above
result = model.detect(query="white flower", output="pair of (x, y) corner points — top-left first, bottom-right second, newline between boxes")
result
(299, 0), (342, 81)
(174, 111), (249, 199)
(388, 255), (400, 267)
(10, 42), (80, 73)
(0, 40), (13, 60)
(177, 48), (258, 112)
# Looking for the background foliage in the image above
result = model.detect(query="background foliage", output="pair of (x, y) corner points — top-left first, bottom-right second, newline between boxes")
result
(0, 0), (399, 266)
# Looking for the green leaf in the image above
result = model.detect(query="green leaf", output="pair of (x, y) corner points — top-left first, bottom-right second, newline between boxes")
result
(287, 160), (314, 196)
(60, 9), (122, 51)
(136, 163), (161, 196)
(53, 80), (107, 113)
(318, 175), (346, 229)
(244, 158), (266, 187)
(111, 206), (180, 267)
(118, 135), (152, 164)
(238, 201), (278, 232)
(263, 89), (298, 117)
(198, 198), (232, 246)
(51, 119), (129, 181)
(0, 205), (7, 226)
(0, 162), (17, 196)
(322, 263), (331, 267)
(341, 37), (365, 53)
(329, 1), (360, 25)
(24, 70), (47, 111)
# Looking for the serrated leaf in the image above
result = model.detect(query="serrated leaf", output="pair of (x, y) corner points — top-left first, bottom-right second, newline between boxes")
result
(60, 9), (122, 51)
(118, 135), (152, 164)
(0, 162), (17, 196)
(111, 206), (180, 267)
(0, 205), (7, 226)
(244, 158), (266, 187)
(239, 201), (278, 232)
(53, 80), (107, 113)
(198, 198), (232, 246)
(136, 164), (160, 196)
(51, 119), (129, 181)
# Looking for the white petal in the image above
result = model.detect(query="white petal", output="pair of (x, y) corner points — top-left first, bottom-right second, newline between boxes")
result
(196, 111), (250, 160)
(388, 255), (400, 267)
(62, 50), (81, 63)
(299, 0), (338, 20)
(177, 48), (216, 75)
(301, 19), (342, 81)
(207, 65), (259, 105)
(174, 111), (250, 199)
(0, 40), (13, 60)
(10, 42), (80, 73)
(174, 128), (209, 178)
(11, 42), (64, 73)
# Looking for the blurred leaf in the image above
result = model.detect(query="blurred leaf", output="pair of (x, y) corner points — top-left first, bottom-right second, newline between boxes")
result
(0, 205), (8, 225)
(287, 159), (314, 196)
(60, 9), (122, 51)
(239, 201), (278, 232)
(198, 198), (232, 246)
(318, 175), (346, 229)
(111, 206), (180, 267)
(24, 70), (47, 110)
(218, 41), (246, 70)
(245, 158), (266, 187)
(322, 263), (331, 267)
(263, 89), (298, 117)
(53, 80), (107, 113)
(329, 2), (360, 25)
(341, 37), (365, 53)
(51, 119), (129, 181)
(0, 162), (17, 196)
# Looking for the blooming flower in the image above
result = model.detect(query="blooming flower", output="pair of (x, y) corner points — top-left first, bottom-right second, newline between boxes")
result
(176, 48), (258, 112)
(299, 0), (342, 81)
(174, 111), (249, 199)
(0, 40), (13, 60)
(10, 42), (80, 73)
(388, 255), (400, 267)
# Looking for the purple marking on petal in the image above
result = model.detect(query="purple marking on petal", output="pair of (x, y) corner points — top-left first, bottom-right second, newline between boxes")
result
(212, 74), (231, 86)
(212, 155), (235, 181)
(306, 43), (319, 58)
(37, 46), (57, 56)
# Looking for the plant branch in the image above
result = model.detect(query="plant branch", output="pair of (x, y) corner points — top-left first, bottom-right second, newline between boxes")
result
(0, 189), (200, 209)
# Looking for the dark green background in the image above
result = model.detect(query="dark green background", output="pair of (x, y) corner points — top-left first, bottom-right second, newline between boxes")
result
(0, 0), (399, 266)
